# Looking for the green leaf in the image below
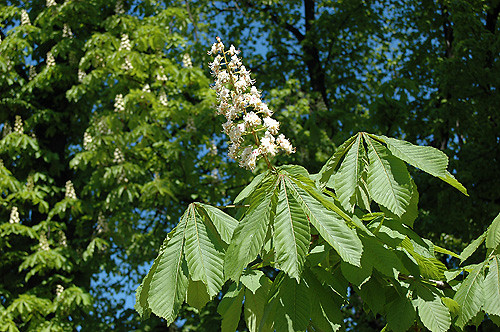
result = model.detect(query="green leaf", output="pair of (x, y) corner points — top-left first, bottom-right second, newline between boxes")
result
(184, 204), (225, 297)
(304, 268), (343, 332)
(241, 270), (265, 294)
(460, 232), (487, 264)
(272, 275), (311, 332)
(483, 255), (500, 316)
(364, 135), (412, 217)
(198, 203), (238, 244)
(317, 134), (358, 189)
(453, 262), (485, 328)
(376, 135), (448, 177)
(224, 183), (276, 281)
(147, 217), (189, 324)
(287, 181), (363, 267)
(441, 297), (460, 318)
(362, 235), (403, 278)
(340, 258), (372, 287)
(438, 171), (468, 196)
(234, 172), (267, 205)
(218, 282), (244, 332)
(244, 274), (273, 332)
(333, 134), (366, 212)
(412, 282), (451, 332)
(486, 213), (500, 250)
(385, 293), (416, 332)
(358, 275), (386, 314)
(273, 176), (310, 280)
(186, 279), (211, 311)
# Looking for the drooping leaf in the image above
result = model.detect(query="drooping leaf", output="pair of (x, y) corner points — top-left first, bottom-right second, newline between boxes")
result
(454, 263), (485, 328)
(244, 274), (273, 332)
(287, 180), (363, 267)
(147, 217), (189, 324)
(438, 171), (469, 196)
(198, 203), (238, 244)
(224, 181), (277, 281)
(184, 204), (225, 297)
(364, 135), (412, 217)
(272, 274), (311, 332)
(486, 213), (500, 250)
(460, 232), (487, 264)
(186, 279), (211, 311)
(483, 255), (500, 316)
(317, 134), (358, 189)
(358, 274), (386, 314)
(233, 172), (268, 205)
(412, 282), (451, 332)
(362, 235), (403, 278)
(333, 134), (367, 212)
(273, 176), (310, 280)
(218, 282), (245, 332)
(385, 292), (416, 332)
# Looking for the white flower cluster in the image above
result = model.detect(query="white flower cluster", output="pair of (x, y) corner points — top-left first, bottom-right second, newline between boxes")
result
(185, 117), (196, 133)
(209, 140), (218, 156)
(117, 171), (128, 183)
(159, 90), (168, 106)
(46, 0), (57, 7)
(39, 233), (50, 251)
(119, 34), (131, 51)
(83, 131), (93, 150)
(156, 66), (168, 81)
(65, 180), (77, 199)
(56, 284), (64, 298)
(14, 115), (24, 134)
(2, 123), (11, 137)
(9, 207), (20, 224)
(208, 38), (294, 170)
(122, 57), (133, 71)
(21, 10), (30, 26)
(142, 84), (151, 93)
(113, 148), (125, 163)
(29, 65), (36, 80)
(63, 24), (73, 38)
(182, 53), (193, 68)
(78, 69), (86, 83)
(115, 0), (125, 14)
(97, 212), (107, 234)
(46, 51), (56, 67)
(59, 230), (67, 247)
(114, 94), (125, 112)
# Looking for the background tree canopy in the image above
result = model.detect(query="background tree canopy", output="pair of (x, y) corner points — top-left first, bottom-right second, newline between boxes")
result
(1, 0), (499, 331)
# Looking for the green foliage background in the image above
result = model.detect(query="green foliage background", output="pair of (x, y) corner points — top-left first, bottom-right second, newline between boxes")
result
(1, 0), (499, 330)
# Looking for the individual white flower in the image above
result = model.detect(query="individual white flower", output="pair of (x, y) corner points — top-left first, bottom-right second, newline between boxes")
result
(83, 131), (93, 150)
(63, 24), (73, 37)
(114, 94), (125, 112)
(46, 0), (57, 7)
(115, 0), (125, 14)
(260, 131), (278, 156)
(46, 51), (56, 67)
(182, 53), (192, 68)
(159, 90), (168, 106)
(122, 57), (133, 71)
(243, 112), (261, 128)
(28, 65), (36, 80)
(119, 34), (131, 51)
(65, 180), (77, 199)
(78, 69), (86, 82)
(263, 117), (279, 135)
(9, 207), (20, 224)
(21, 10), (30, 26)
(240, 147), (260, 170)
(113, 148), (125, 163)
(14, 115), (24, 134)
(39, 233), (50, 251)
(276, 134), (295, 154)
(56, 284), (64, 298)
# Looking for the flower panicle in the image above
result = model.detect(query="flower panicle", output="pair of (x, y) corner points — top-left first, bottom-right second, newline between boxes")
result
(208, 37), (294, 171)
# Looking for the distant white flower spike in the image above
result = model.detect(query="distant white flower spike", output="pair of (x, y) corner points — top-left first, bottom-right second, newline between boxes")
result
(46, 51), (56, 67)
(65, 180), (77, 199)
(63, 24), (73, 38)
(46, 0), (57, 7)
(14, 115), (24, 134)
(21, 10), (30, 26)
(119, 34), (131, 51)
(9, 207), (20, 224)
(182, 53), (193, 68)
(114, 94), (125, 112)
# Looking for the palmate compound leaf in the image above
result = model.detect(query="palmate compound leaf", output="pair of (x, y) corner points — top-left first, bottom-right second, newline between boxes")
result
(486, 212), (500, 250)
(364, 134), (413, 217)
(136, 202), (239, 323)
(411, 281), (451, 332)
(453, 262), (485, 329)
(273, 175), (310, 280)
(317, 134), (358, 189)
